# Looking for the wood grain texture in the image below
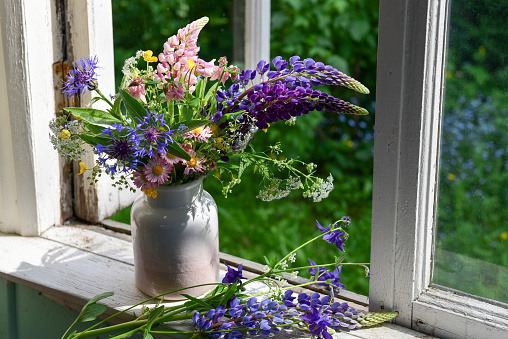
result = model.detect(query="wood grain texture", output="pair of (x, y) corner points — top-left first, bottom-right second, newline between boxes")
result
(1, 227), (435, 338)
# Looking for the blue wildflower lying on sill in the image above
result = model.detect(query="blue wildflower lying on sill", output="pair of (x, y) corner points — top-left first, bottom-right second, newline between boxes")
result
(61, 217), (396, 339)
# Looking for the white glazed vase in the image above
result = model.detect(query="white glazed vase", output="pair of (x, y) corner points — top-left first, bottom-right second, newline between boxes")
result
(130, 177), (219, 300)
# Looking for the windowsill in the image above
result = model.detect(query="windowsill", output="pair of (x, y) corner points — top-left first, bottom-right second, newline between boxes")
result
(0, 223), (436, 338)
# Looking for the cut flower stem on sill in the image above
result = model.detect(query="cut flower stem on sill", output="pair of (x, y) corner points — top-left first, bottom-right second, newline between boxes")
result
(61, 218), (396, 339)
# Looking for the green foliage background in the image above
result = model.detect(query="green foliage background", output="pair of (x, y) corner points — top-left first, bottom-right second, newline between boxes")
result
(111, 0), (378, 296)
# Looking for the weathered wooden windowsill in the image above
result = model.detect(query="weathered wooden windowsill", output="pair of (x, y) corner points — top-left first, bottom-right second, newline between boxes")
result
(0, 223), (436, 338)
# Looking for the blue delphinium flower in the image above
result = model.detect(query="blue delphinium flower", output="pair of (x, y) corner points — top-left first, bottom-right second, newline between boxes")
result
(222, 263), (247, 285)
(61, 56), (99, 98)
(96, 123), (140, 174)
(316, 220), (346, 252)
(308, 259), (345, 293)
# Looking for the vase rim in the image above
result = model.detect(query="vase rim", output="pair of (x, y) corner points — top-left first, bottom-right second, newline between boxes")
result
(144, 176), (204, 207)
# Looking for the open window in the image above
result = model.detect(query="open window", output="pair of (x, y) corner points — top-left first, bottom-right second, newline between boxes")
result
(370, 0), (508, 337)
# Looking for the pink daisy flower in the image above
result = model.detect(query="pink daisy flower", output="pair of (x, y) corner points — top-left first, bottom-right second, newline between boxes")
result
(184, 126), (213, 142)
(143, 157), (172, 185)
(132, 171), (156, 190)
(183, 149), (206, 175)
(162, 151), (184, 165)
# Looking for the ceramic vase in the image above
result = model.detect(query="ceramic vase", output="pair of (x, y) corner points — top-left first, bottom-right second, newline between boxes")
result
(130, 177), (219, 300)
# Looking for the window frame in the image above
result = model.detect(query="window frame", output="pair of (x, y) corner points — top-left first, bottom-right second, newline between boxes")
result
(369, 0), (508, 337)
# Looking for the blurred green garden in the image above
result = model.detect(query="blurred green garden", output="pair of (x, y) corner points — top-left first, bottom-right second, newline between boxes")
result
(109, 0), (508, 300)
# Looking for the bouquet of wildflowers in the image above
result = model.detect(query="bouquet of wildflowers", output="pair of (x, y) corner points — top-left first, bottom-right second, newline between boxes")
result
(62, 218), (396, 339)
(50, 16), (369, 200)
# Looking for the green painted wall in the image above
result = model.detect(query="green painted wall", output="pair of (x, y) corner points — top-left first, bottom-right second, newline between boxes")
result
(0, 278), (143, 339)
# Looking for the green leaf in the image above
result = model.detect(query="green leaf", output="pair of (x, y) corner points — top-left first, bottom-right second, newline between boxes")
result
(119, 89), (147, 122)
(220, 284), (239, 306)
(143, 306), (164, 338)
(238, 154), (254, 179)
(145, 80), (161, 85)
(335, 253), (347, 265)
(204, 82), (220, 101)
(62, 330), (77, 339)
(111, 95), (122, 120)
(181, 294), (213, 309)
(195, 78), (207, 99)
(79, 134), (110, 147)
(269, 255), (277, 267)
(166, 142), (191, 161)
(180, 105), (193, 122)
(76, 292), (114, 322)
(188, 97), (201, 108)
(64, 107), (121, 125)
(83, 121), (107, 135)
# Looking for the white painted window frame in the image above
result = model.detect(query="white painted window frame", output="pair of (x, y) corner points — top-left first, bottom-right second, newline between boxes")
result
(369, 0), (508, 338)
(0, 0), (271, 234)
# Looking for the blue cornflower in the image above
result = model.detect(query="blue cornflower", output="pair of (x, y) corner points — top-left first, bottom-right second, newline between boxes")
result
(96, 123), (140, 174)
(316, 221), (345, 252)
(300, 305), (333, 339)
(136, 110), (174, 157)
(61, 56), (99, 98)
(222, 263), (247, 285)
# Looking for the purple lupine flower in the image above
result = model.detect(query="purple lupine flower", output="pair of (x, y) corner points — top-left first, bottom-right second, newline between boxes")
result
(222, 263), (247, 285)
(256, 60), (270, 74)
(62, 56), (99, 98)
(316, 220), (346, 252)
(301, 306), (333, 339)
(136, 110), (174, 157)
(96, 123), (140, 174)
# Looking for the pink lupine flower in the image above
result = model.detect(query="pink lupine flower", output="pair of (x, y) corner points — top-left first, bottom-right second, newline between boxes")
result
(128, 78), (146, 102)
(163, 81), (185, 101)
(184, 126), (213, 142)
(143, 157), (172, 185)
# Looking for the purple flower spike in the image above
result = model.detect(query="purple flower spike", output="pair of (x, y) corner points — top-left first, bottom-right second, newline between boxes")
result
(289, 55), (300, 65)
(304, 58), (316, 69)
(256, 60), (270, 74)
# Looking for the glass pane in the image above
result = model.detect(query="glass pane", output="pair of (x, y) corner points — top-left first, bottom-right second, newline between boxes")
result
(434, 0), (508, 303)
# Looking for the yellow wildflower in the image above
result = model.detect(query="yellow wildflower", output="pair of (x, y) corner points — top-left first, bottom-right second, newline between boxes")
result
(346, 140), (354, 148)
(215, 137), (224, 150)
(500, 232), (508, 241)
(143, 50), (158, 63)
(60, 129), (71, 139)
(142, 187), (157, 198)
(447, 173), (456, 181)
(78, 162), (86, 175)
(211, 124), (220, 137)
